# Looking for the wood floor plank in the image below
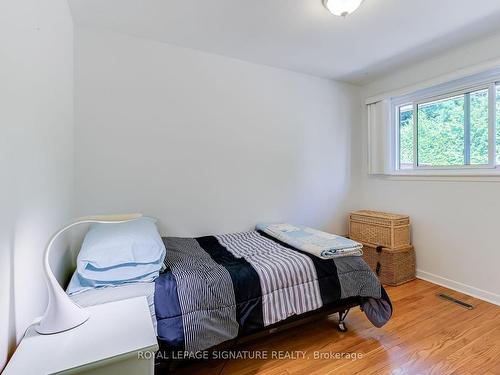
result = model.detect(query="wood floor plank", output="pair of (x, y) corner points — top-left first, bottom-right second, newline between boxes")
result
(172, 280), (500, 375)
(372, 306), (499, 374)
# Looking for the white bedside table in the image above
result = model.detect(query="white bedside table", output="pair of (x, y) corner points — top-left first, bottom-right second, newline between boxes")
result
(4, 296), (158, 375)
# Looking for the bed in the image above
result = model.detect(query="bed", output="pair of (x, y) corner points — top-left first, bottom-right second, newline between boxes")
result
(70, 227), (392, 368)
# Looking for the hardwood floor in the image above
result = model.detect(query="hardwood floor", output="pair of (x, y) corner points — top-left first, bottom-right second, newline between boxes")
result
(172, 279), (500, 375)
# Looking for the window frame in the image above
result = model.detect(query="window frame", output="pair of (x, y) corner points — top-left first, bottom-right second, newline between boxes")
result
(391, 77), (499, 175)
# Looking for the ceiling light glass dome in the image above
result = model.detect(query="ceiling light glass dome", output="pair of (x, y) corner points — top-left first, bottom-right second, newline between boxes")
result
(323, 0), (364, 17)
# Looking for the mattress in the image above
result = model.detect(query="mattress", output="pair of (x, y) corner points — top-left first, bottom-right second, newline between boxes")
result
(70, 282), (157, 332)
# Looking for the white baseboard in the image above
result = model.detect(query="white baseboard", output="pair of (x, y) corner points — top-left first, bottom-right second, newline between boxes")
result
(416, 269), (500, 306)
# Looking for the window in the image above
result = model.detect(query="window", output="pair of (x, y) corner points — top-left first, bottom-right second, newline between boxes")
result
(393, 78), (500, 173)
(417, 93), (466, 167)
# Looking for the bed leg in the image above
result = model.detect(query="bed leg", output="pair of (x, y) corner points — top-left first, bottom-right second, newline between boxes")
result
(155, 359), (172, 375)
(337, 309), (349, 332)
(155, 349), (174, 375)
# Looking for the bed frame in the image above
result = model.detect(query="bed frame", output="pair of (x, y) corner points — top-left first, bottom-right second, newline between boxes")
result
(155, 296), (361, 374)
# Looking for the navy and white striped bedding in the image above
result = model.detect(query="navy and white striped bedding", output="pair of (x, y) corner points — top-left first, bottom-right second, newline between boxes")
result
(154, 230), (391, 352)
(218, 231), (323, 326)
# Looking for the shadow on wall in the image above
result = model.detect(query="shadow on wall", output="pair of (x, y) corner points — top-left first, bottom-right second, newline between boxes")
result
(1, 219), (74, 372)
(6, 233), (16, 371)
(2, 232), (17, 371)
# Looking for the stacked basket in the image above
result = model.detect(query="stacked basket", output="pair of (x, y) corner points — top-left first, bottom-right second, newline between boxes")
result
(349, 210), (416, 286)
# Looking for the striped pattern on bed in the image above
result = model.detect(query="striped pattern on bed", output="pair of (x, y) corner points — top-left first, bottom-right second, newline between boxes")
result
(335, 257), (382, 299)
(216, 231), (323, 326)
(163, 237), (239, 352)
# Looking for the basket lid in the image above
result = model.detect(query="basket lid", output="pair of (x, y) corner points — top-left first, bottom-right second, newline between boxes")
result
(351, 210), (409, 220)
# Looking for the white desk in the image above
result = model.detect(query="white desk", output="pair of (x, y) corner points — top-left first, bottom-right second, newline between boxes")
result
(4, 296), (158, 375)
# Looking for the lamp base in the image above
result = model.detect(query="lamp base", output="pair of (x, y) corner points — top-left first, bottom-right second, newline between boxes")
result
(36, 288), (91, 335)
(36, 311), (90, 335)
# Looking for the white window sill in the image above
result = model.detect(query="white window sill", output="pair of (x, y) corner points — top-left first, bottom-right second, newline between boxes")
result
(374, 168), (500, 182)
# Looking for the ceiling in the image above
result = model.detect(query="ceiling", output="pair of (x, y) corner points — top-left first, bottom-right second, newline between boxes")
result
(68, 0), (500, 84)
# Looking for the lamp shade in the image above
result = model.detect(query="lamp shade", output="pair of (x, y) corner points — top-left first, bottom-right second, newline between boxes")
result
(323, 0), (364, 16)
(36, 213), (143, 334)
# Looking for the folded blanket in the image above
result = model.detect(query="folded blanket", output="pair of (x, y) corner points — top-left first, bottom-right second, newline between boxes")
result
(256, 223), (363, 259)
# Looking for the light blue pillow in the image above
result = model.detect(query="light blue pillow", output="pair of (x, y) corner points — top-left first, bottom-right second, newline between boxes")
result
(77, 257), (165, 283)
(66, 269), (159, 295)
(77, 217), (166, 281)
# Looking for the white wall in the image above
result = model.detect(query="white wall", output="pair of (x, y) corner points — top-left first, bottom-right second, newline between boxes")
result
(74, 27), (360, 237)
(0, 0), (74, 370)
(355, 32), (500, 304)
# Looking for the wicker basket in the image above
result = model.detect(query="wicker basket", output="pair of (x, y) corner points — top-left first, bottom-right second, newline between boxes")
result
(349, 210), (410, 249)
(362, 243), (416, 286)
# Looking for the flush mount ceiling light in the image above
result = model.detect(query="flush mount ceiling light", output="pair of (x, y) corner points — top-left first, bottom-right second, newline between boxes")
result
(323, 0), (364, 17)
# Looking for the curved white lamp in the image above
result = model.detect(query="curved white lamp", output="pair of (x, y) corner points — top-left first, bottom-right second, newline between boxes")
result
(323, 0), (364, 17)
(36, 213), (143, 334)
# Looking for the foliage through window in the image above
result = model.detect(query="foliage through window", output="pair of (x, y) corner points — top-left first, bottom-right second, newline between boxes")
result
(396, 83), (499, 170)
(398, 105), (413, 169)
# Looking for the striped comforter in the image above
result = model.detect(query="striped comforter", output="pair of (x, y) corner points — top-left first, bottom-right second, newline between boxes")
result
(154, 230), (390, 352)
